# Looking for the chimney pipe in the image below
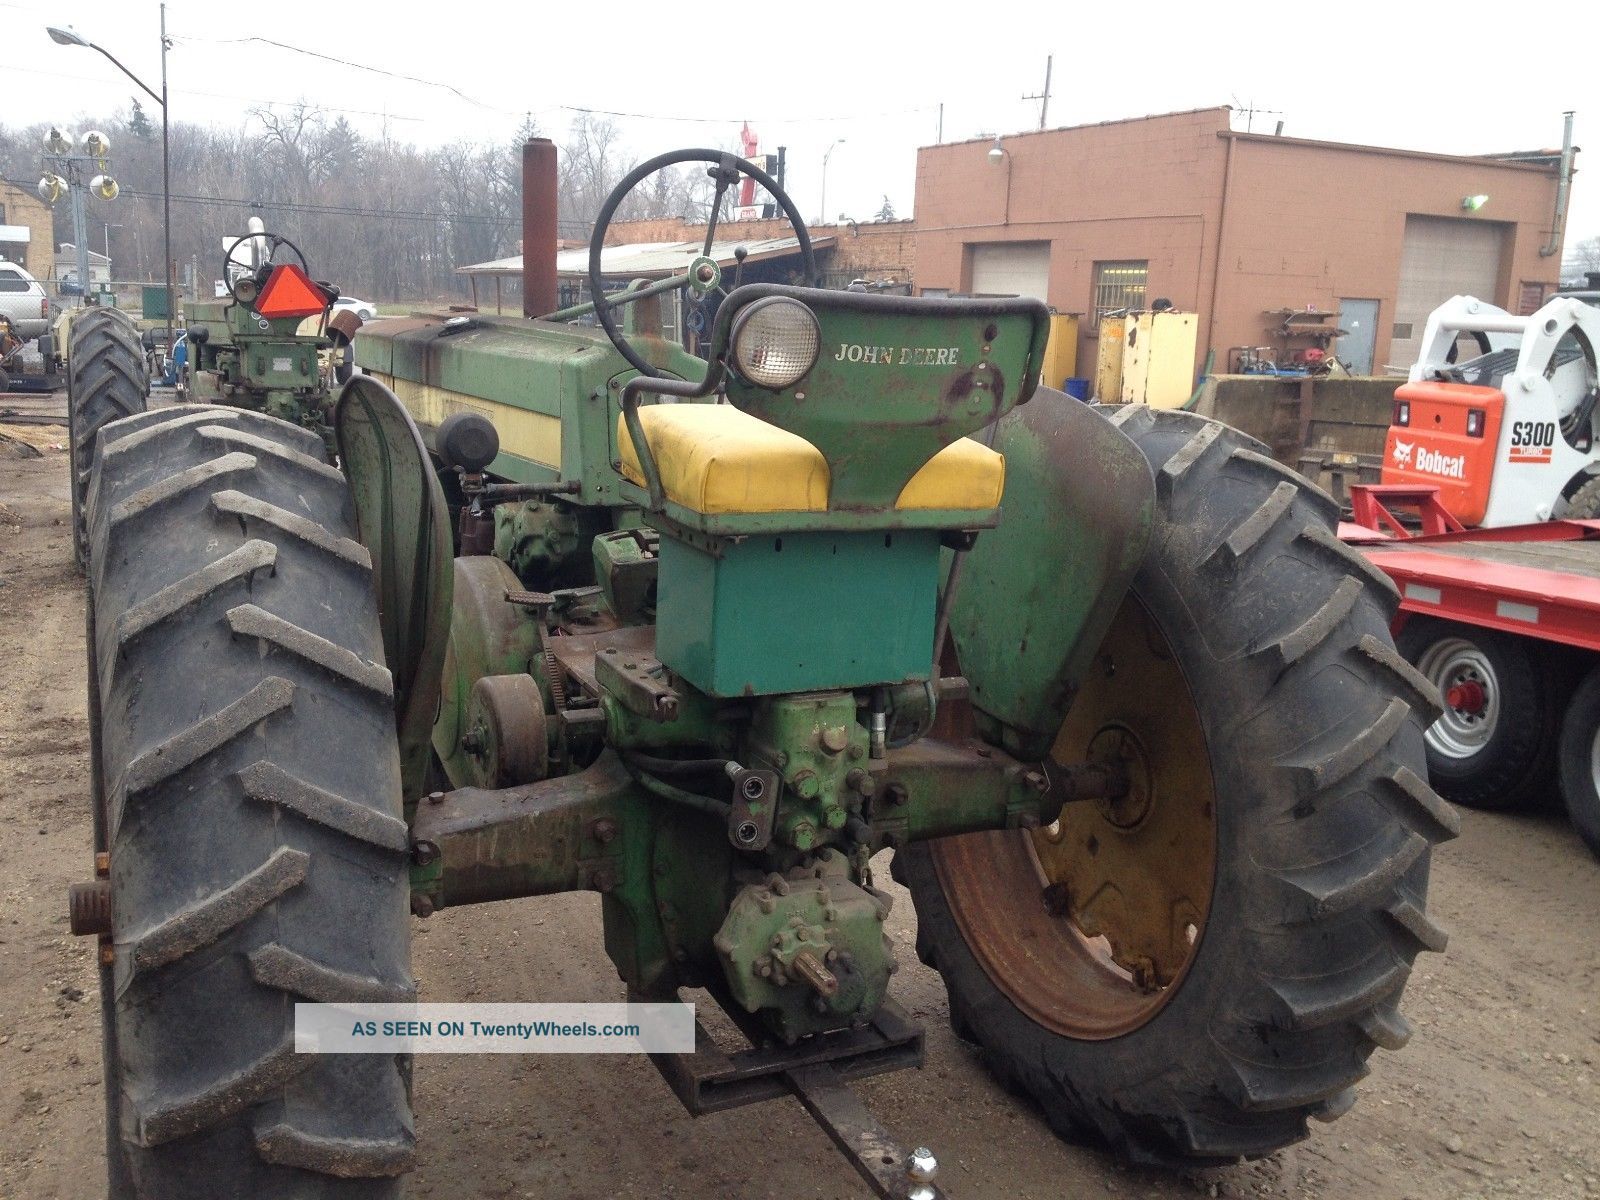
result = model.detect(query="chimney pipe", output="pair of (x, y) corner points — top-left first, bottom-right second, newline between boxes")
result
(522, 138), (558, 317)
(1540, 111), (1576, 258)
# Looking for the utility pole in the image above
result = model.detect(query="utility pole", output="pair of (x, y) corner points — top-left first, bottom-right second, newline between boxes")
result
(70, 176), (89, 299)
(820, 138), (846, 226)
(104, 221), (122, 279)
(1023, 55), (1052, 130)
(937, 103), (944, 144)
(160, 2), (172, 349)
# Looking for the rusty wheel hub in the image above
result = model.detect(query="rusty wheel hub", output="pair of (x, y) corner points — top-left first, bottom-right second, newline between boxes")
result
(931, 595), (1217, 1038)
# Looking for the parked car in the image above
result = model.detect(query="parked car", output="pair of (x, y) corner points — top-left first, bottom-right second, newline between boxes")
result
(59, 270), (84, 296)
(332, 294), (377, 321)
(0, 261), (53, 340)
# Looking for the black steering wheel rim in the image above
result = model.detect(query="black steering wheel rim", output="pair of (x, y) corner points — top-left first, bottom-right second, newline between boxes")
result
(222, 230), (311, 307)
(587, 148), (816, 378)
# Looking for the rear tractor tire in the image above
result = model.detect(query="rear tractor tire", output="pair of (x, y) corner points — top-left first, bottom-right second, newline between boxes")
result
(69, 309), (148, 569)
(897, 406), (1457, 1166)
(86, 404), (414, 1198)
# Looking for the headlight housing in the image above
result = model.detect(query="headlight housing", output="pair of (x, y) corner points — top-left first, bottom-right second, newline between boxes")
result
(729, 297), (820, 390)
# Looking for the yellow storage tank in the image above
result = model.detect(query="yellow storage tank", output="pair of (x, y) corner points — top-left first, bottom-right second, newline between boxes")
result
(1119, 311), (1198, 408)
(1040, 312), (1079, 390)
(1094, 316), (1126, 403)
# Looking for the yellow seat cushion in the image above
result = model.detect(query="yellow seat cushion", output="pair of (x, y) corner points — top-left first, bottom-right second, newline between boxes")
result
(619, 405), (829, 514)
(896, 437), (1005, 511)
(617, 407), (1005, 515)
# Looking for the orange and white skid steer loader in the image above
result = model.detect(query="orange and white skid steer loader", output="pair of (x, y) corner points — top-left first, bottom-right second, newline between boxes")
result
(1382, 294), (1600, 525)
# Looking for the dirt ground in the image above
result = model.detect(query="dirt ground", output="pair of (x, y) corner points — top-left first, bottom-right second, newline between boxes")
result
(2, 434), (1598, 1200)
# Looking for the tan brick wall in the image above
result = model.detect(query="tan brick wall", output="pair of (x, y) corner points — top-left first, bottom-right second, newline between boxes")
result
(914, 108), (1564, 379)
(0, 183), (55, 281)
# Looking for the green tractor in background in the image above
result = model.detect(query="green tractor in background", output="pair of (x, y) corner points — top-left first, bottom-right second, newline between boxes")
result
(62, 218), (358, 568)
(179, 217), (363, 446)
(71, 145), (1456, 1199)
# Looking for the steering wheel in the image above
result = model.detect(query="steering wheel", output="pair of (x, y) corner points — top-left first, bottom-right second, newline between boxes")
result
(587, 149), (816, 378)
(221, 230), (312, 307)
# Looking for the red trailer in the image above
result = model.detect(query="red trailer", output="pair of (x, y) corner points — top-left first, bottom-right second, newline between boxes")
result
(1343, 484), (1600, 857)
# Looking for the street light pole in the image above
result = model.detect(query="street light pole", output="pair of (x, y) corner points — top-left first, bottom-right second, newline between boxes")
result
(47, 14), (173, 347)
(820, 139), (846, 226)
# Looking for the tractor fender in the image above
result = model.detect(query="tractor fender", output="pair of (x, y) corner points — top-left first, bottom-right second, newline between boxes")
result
(336, 374), (455, 807)
(949, 392), (1156, 760)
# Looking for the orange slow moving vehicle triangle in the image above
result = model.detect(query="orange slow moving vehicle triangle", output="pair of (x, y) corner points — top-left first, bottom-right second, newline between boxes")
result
(254, 263), (330, 319)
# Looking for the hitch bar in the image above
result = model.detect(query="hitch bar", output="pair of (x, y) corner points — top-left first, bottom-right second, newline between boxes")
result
(649, 998), (944, 1198)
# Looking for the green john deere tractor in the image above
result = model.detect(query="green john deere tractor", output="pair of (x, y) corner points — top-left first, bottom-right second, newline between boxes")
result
(70, 145), (1457, 1199)
(179, 218), (361, 443)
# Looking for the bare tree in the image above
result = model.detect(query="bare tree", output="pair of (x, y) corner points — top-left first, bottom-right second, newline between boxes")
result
(0, 104), (694, 302)
(1568, 234), (1600, 280)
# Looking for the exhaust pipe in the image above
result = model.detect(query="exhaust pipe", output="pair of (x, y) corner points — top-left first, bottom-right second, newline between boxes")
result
(1540, 111), (1576, 258)
(522, 138), (558, 317)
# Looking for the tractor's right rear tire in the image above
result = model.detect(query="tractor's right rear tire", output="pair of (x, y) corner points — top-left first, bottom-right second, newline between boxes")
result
(898, 407), (1457, 1167)
(1557, 663), (1600, 859)
(69, 310), (148, 568)
(1396, 619), (1558, 810)
(87, 405), (414, 1198)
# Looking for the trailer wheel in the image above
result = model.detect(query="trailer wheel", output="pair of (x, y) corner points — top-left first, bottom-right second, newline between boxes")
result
(1396, 619), (1557, 810)
(1558, 664), (1600, 858)
(86, 406), (414, 1197)
(68, 310), (148, 568)
(897, 407), (1456, 1167)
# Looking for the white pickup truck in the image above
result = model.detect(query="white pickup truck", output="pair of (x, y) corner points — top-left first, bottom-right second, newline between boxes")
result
(0, 260), (52, 341)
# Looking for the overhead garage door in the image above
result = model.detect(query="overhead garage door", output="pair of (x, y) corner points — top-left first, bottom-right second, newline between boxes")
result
(969, 242), (1050, 301)
(1389, 216), (1505, 370)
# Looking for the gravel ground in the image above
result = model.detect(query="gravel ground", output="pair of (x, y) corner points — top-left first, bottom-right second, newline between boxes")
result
(1, 437), (1597, 1200)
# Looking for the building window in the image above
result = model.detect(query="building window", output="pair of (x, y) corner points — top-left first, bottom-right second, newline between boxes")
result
(1092, 260), (1148, 328)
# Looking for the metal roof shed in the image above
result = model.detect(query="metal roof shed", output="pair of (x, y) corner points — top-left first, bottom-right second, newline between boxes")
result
(456, 235), (831, 315)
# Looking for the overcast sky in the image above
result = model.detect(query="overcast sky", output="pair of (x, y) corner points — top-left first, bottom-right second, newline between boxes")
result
(4, 0), (1593, 264)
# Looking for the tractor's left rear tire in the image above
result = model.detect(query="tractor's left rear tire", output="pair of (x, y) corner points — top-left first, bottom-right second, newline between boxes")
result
(897, 406), (1457, 1167)
(68, 310), (148, 569)
(86, 405), (414, 1198)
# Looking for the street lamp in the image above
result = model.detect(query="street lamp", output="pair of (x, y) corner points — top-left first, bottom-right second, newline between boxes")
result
(820, 139), (846, 226)
(47, 8), (173, 350)
(38, 130), (120, 303)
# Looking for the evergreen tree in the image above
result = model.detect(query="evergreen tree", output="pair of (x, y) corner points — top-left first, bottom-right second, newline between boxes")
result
(129, 99), (154, 140)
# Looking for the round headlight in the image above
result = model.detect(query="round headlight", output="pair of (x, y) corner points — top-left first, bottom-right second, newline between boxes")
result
(729, 297), (820, 390)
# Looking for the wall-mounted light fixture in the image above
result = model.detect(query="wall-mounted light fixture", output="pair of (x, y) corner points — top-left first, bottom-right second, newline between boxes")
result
(1462, 194), (1489, 212)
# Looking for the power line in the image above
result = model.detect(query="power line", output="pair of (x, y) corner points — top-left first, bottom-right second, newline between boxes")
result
(115, 186), (523, 227)
(189, 34), (499, 112)
(182, 31), (936, 127)
(3, 62), (425, 123)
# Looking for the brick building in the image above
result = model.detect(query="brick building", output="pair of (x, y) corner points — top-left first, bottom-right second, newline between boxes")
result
(0, 181), (54, 281)
(913, 107), (1570, 380)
